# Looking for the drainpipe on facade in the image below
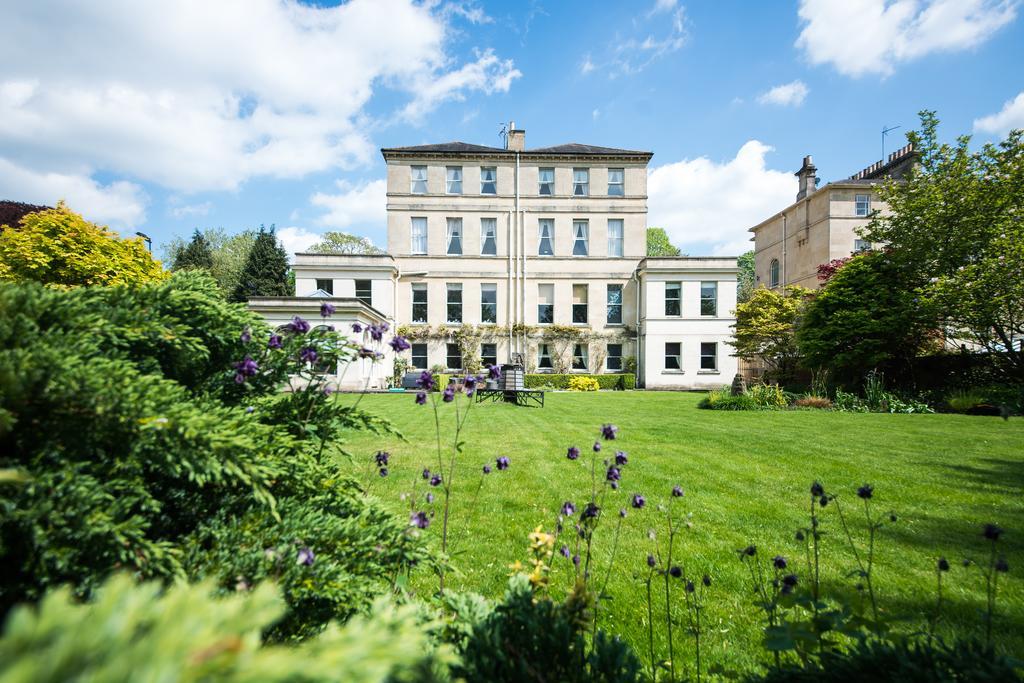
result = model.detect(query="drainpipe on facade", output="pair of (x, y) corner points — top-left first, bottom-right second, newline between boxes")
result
(514, 150), (521, 358)
(507, 209), (513, 361)
(633, 268), (642, 388)
(781, 213), (788, 289)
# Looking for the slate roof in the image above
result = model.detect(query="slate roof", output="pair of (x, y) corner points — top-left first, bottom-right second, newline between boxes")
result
(381, 141), (652, 158)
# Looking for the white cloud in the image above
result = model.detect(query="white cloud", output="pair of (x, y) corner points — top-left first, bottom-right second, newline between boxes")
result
(796, 0), (1018, 77)
(757, 80), (809, 106)
(0, 0), (520, 194)
(649, 0), (679, 15)
(647, 141), (796, 256)
(582, 5), (688, 77)
(310, 179), (387, 230)
(276, 226), (324, 258)
(440, 1), (493, 24)
(592, 108), (601, 120)
(0, 157), (146, 228)
(974, 91), (1024, 136)
(169, 201), (212, 219)
(580, 55), (596, 74)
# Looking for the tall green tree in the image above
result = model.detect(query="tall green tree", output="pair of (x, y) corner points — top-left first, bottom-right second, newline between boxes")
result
(307, 231), (382, 255)
(171, 229), (214, 271)
(862, 112), (1024, 381)
(230, 226), (290, 302)
(796, 252), (937, 383)
(646, 227), (682, 257)
(163, 228), (256, 297)
(730, 286), (809, 383)
(736, 250), (755, 303)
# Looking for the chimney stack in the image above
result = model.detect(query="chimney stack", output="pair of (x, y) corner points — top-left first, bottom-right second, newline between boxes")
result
(795, 154), (817, 201)
(507, 121), (525, 151)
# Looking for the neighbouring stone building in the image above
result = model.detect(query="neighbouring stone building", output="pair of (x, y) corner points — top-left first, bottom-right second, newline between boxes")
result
(749, 143), (917, 291)
(250, 124), (739, 390)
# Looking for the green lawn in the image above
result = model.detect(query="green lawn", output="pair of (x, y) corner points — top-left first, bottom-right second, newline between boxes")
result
(334, 391), (1024, 674)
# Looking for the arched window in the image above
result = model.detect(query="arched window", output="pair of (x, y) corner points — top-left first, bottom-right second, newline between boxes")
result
(769, 258), (780, 288)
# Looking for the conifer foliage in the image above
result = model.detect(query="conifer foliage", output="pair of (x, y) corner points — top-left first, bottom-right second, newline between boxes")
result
(171, 229), (215, 271)
(230, 226), (290, 302)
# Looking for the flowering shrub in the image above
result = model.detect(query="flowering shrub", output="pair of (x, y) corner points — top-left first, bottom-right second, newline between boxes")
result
(568, 376), (600, 392)
(524, 373), (636, 390)
(0, 273), (423, 636)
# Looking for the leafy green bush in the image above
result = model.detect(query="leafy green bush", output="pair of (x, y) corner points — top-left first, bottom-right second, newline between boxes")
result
(698, 389), (761, 411)
(450, 575), (642, 683)
(0, 273), (423, 636)
(746, 638), (1022, 682)
(524, 373), (636, 390)
(0, 574), (453, 682)
(946, 390), (985, 413)
(749, 383), (788, 408)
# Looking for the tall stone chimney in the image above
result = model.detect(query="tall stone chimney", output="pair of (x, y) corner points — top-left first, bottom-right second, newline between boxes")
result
(795, 155), (817, 201)
(507, 121), (525, 151)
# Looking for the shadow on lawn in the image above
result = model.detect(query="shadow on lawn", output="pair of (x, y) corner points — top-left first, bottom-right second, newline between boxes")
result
(930, 457), (1024, 496)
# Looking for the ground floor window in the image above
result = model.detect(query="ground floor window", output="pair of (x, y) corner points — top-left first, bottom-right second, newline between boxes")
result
(572, 343), (588, 370)
(700, 342), (717, 371)
(481, 342), (497, 368)
(538, 343), (553, 370)
(315, 278), (333, 295)
(446, 342), (462, 370)
(665, 342), (681, 371)
(411, 343), (428, 369)
(606, 343), (623, 371)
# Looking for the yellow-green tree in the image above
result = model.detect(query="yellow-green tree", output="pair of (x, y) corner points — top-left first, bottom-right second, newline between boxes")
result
(0, 202), (164, 287)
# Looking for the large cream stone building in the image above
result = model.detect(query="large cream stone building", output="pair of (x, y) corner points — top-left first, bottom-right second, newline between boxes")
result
(749, 143), (917, 291)
(251, 125), (739, 390)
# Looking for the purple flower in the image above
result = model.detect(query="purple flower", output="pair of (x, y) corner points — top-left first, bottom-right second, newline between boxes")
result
(995, 557), (1009, 573)
(323, 385), (334, 396)
(983, 523), (1004, 541)
(482, 464), (492, 474)
(572, 554), (580, 567)
(233, 355), (259, 383)
(582, 502), (600, 520)
(702, 574), (712, 587)
(606, 466), (621, 482)
(671, 485), (684, 498)
(426, 493), (435, 504)
(488, 365), (502, 380)
(415, 391), (427, 405)
(442, 385), (455, 402)
(647, 554), (656, 568)
(741, 545), (757, 557)
(417, 371), (435, 391)
(669, 566), (682, 578)
(369, 323), (386, 342)
(464, 375), (478, 389)
(245, 406), (255, 413)
(938, 557), (950, 572)
(819, 495), (829, 508)
(410, 511), (430, 529)
(857, 484), (874, 500)
(601, 424), (618, 440)
(496, 456), (510, 470)
(631, 493), (646, 509)
(560, 545), (570, 558)
(320, 302), (335, 318)
(422, 468), (431, 480)
(773, 555), (788, 570)
(390, 335), (411, 352)
(240, 327), (252, 343)
(686, 580), (696, 593)
(561, 502), (576, 516)
(619, 508), (627, 518)
(288, 316), (311, 334)
(610, 481), (619, 490)
(351, 322), (363, 333)
(782, 573), (798, 587)
(567, 446), (580, 460)
(375, 451), (390, 467)
(297, 547), (315, 566)
(378, 467), (388, 477)
(810, 481), (825, 497)
(430, 474), (442, 487)
(614, 451), (628, 466)
(268, 334), (283, 349)
(357, 347), (378, 359)
(300, 347), (318, 364)
(593, 441), (601, 453)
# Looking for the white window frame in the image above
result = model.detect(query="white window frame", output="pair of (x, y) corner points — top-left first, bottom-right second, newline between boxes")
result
(572, 283), (588, 325)
(446, 283), (463, 324)
(446, 166), (463, 194)
(572, 220), (589, 256)
(410, 217), (427, 254)
(572, 343), (589, 371)
(665, 282), (681, 316)
(411, 343), (428, 369)
(537, 343), (553, 370)
(480, 218), (497, 255)
(607, 219), (624, 257)
(606, 284), (623, 324)
(480, 283), (497, 324)
(446, 342), (462, 370)
(446, 217), (463, 255)
(665, 342), (682, 371)
(854, 238), (872, 252)
(538, 218), (554, 256)
(700, 281), (717, 317)
(410, 165), (427, 194)
(481, 342), (498, 368)
(480, 166), (497, 194)
(355, 279), (372, 306)
(700, 342), (718, 371)
(537, 283), (554, 324)
(606, 343), (623, 371)
(769, 259), (780, 288)
(411, 283), (428, 323)
(607, 168), (624, 196)
(539, 167), (555, 195)
(855, 194), (870, 217)
(573, 168), (589, 196)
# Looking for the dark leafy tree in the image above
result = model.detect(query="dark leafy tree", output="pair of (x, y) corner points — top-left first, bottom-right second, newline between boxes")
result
(307, 231), (382, 254)
(171, 229), (214, 271)
(230, 225), (290, 302)
(737, 250), (755, 302)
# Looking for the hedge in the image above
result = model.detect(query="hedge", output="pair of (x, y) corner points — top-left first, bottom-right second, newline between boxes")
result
(524, 373), (636, 391)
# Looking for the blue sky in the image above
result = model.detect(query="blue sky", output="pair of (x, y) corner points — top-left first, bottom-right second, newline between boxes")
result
(1, 0), (1022, 257)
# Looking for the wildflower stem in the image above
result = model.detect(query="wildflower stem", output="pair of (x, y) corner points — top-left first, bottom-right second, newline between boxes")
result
(664, 515), (677, 683)
(646, 571), (656, 683)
